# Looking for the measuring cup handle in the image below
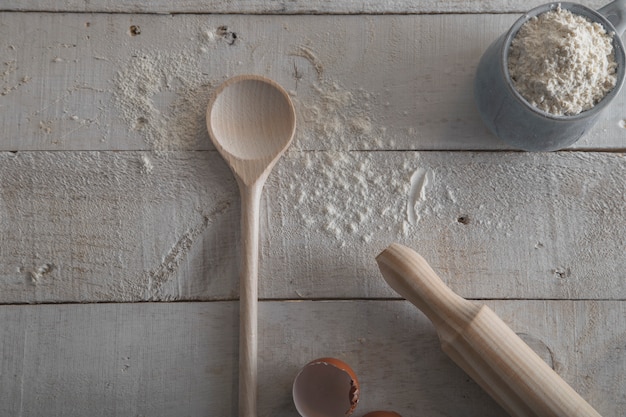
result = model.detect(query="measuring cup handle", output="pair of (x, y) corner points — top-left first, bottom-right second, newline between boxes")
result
(600, 0), (626, 36)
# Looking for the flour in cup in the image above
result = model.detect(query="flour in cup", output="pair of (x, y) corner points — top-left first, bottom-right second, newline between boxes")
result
(508, 6), (617, 116)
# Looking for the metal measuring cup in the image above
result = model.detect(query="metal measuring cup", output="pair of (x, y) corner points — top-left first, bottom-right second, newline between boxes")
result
(474, 1), (626, 151)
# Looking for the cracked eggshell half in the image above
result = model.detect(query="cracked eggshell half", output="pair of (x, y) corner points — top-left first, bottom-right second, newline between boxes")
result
(293, 357), (360, 417)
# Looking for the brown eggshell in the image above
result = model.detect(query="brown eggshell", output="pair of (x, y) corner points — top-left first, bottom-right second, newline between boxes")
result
(293, 357), (360, 417)
(362, 412), (403, 417)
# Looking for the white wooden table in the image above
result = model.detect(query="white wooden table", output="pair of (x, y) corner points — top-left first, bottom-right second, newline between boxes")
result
(1, 1), (624, 416)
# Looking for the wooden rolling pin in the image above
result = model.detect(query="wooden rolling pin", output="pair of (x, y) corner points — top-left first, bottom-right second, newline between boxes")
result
(376, 243), (602, 417)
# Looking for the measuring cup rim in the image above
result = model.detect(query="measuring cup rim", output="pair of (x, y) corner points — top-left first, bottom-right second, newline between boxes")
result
(500, 1), (626, 121)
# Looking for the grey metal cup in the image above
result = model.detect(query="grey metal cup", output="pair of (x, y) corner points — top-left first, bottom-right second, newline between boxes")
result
(474, 1), (626, 151)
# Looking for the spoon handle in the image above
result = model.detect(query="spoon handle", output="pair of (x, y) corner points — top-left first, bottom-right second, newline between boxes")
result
(376, 243), (602, 417)
(239, 181), (263, 417)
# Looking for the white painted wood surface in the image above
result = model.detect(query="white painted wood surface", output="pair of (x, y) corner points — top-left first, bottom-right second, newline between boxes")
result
(1, 2), (625, 416)
(0, 300), (624, 417)
(0, 151), (624, 303)
(1, 0), (613, 14)
(1, 13), (625, 151)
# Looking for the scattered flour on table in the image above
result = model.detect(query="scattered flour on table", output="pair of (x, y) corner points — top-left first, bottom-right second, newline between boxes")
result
(112, 49), (214, 151)
(296, 81), (391, 150)
(140, 154), (154, 174)
(113, 40), (388, 152)
(291, 46), (324, 79)
(111, 35), (412, 243)
(276, 152), (419, 245)
(278, 80), (413, 244)
(1, 60), (31, 96)
(508, 6), (617, 116)
(112, 25), (247, 151)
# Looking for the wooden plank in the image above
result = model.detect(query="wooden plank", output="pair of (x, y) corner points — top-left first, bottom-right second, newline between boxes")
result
(1, 150), (624, 303)
(1, 0), (611, 14)
(1, 13), (625, 151)
(0, 151), (239, 303)
(0, 300), (623, 416)
(268, 150), (626, 301)
(0, 302), (239, 417)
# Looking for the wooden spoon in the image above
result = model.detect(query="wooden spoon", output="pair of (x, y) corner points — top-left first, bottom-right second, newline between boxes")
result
(206, 75), (296, 417)
(376, 243), (602, 417)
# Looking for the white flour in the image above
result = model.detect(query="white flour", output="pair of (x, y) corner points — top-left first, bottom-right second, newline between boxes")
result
(112, 49), (215, 151)
(275, 81), (416, 245)
(113, 38), (414, 243)
(296, 81), (389, 151)
(275, 151), (417, 246)
(508, 6), (617, 116)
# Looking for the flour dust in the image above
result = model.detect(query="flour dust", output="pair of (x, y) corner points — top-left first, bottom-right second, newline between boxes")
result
(112, 49), (214, 151)
(296, 81), (392, 150)
(279, 78), (414, 244)
(275, 152), (420, 246)
(112, 37), (417, 243)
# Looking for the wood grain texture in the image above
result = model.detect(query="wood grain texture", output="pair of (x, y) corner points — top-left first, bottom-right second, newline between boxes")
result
(377, 244), (602, 417)
(1, 13), (625, 152)
(1, 151), (624, 303)
(1, 0), (612, 14)
(0, 300), (623, 417)
(0, 151), (239, 303)
(2, 4), (625, 417)
(206, 74), (297, 417)
(268, 150), (626, 301)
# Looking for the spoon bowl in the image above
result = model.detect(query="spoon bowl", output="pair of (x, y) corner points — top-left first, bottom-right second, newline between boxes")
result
(206, 75), (296, 417)
(208, 75), (296, 183)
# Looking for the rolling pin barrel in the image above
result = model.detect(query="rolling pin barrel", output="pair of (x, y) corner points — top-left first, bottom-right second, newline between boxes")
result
(376, 243), (602, 417)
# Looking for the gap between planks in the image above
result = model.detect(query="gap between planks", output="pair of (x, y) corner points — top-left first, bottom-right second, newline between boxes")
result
(1, 297), (624, 307)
